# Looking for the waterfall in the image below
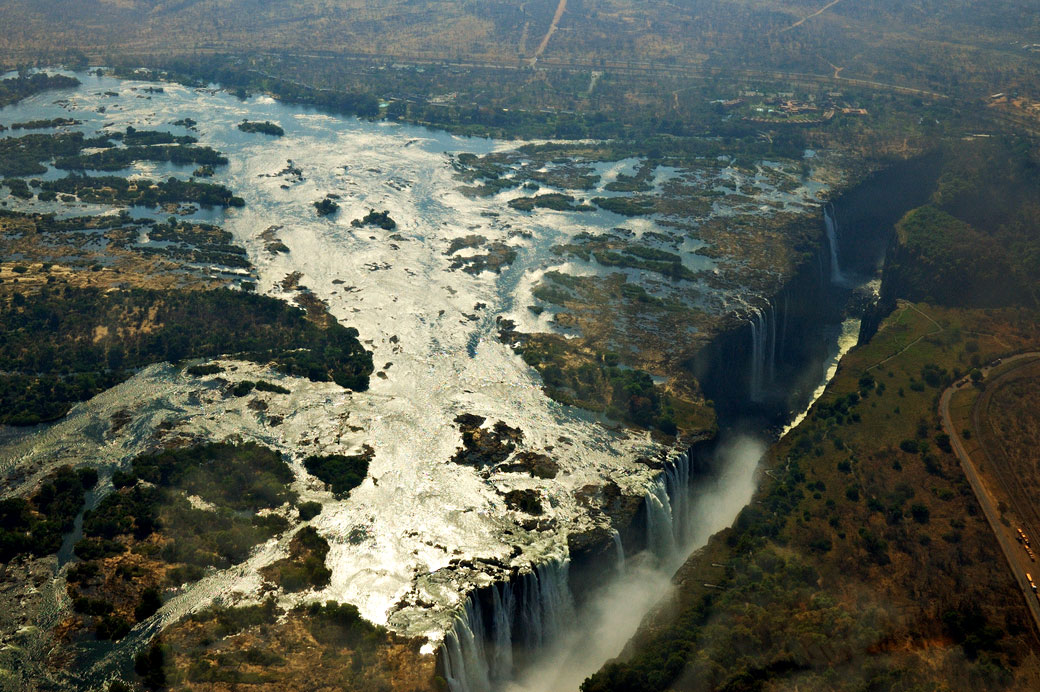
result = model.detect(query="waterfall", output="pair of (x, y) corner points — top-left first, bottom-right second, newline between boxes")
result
(441, 559), (575, 692)
(611, 529), (625, 572)
(768, 300), (777, 384)
(443, 599), (492, 692)
(490, 585), (514, 678)
(748, 306), (766, 402)
(644, 480), (677, 560)
(824, 204), (846, 285)
(644, 451), (695, 562)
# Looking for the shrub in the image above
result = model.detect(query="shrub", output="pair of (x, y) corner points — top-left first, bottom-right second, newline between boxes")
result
(910, 504), (931, 523)
(298, 501), (323, 521)
(304, 448), (371, 498)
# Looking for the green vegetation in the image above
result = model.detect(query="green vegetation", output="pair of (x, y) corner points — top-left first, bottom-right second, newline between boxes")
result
(584, 304), (1040, 692)
(61, 442), (295, 644)
(187, 598), (282, 637)
(297, 501), (323, 520)
(3, 177), (33, 199)
(0, 73), (79, 107)
(147, 597), (420, 690)
(238, 120), (285, 136)
(0, 287), (372, 425)
(11, 117), (79, 130)
(350, 209), (396, 230)
(314, 196), (339, 216)
(889, 206), (1026, 307)
(303, 447), (372, 498)
(507, 193), (593, 212)
(54, 144), (228, 171)
(116, 127), (197, 146)
(555, 237), (698, 282)
(303, 600), (386, 649)
(128, 442), (295, 512)
(41, 175), (245, 208)
(884, 139), (1040, 310)
(0, 131), (111, 176)
(261, 526), (332, 592)
(0, 209), (249, 270)
(513, 334), (685, 435)
(592, 196), (656, 216)
(67, 442), (295, 643)
(0, 465), (97, 561)
(255, 380), (291, 394)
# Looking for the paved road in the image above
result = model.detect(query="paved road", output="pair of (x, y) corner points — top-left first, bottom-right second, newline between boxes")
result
(939, 353), (1040, 637)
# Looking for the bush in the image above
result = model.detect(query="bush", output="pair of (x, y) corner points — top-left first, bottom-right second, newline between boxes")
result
(232, 380), (255, 397)
(186, 363), (223, 376)
(910, 504), (931, 523)
(255, 380), (291, 394)
(95, 614), (132, 640)
(298, 501), (323, 521)
(304, 449), (371, 498)
(135, 587), (163, 621)
(134, 641), (170, 688)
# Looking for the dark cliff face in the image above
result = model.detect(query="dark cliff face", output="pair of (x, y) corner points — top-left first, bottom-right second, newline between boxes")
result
(691, 245), (845, 424)
(693, 154), (944, 422)
(827, 154), (943, 276)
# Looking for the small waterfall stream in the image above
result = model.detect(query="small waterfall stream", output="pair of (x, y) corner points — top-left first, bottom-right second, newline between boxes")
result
(747, 300), (783, 403)
(824, 204), (846, 285)
(441, 560), (575, 692)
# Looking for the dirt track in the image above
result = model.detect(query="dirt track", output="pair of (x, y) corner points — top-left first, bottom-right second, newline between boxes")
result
(940, 353), (1040, 638)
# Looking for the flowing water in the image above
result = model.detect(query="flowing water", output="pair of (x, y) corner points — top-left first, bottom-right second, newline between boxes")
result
(0, 70), (854, 688)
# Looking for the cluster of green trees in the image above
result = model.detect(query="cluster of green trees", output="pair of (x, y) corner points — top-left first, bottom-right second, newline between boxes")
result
(518, 338), (679, 435)
(124, 442), (296, 511)
(41, 174), (245, 207)
(0, 287), (372, 424)
(0, 73), (80, 107)
(0, 465), (97, 561)
(592, 196), (655, 216)
(0, 131), (111, 176)
(54, 143), (228, 171)
(303, 448), (371, 497)
(350, 209), (396, 229)
(116, 127), (197, 146)
(237, 121), (285, 136)
(10, 117), (79, 130)
(0, 127), (225, 179)
(888, 206), (1027, 308)
(261, 525), (332, 592)
(885, 138), (1040, 309)
(314, 197), (339, 215)
(508, 193), (592, 212)
(67, 442), (299, 640)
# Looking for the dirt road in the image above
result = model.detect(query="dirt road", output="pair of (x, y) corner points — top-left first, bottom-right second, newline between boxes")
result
(940, 353), (1040, 636)
(530, 0), (567, 65)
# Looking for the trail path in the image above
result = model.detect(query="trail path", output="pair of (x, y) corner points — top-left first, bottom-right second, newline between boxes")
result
(866, 301), (943, 372)
(940, 353), (1040, 639)
(779, 0), (846, 33)
(530, 0), (567, 66)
